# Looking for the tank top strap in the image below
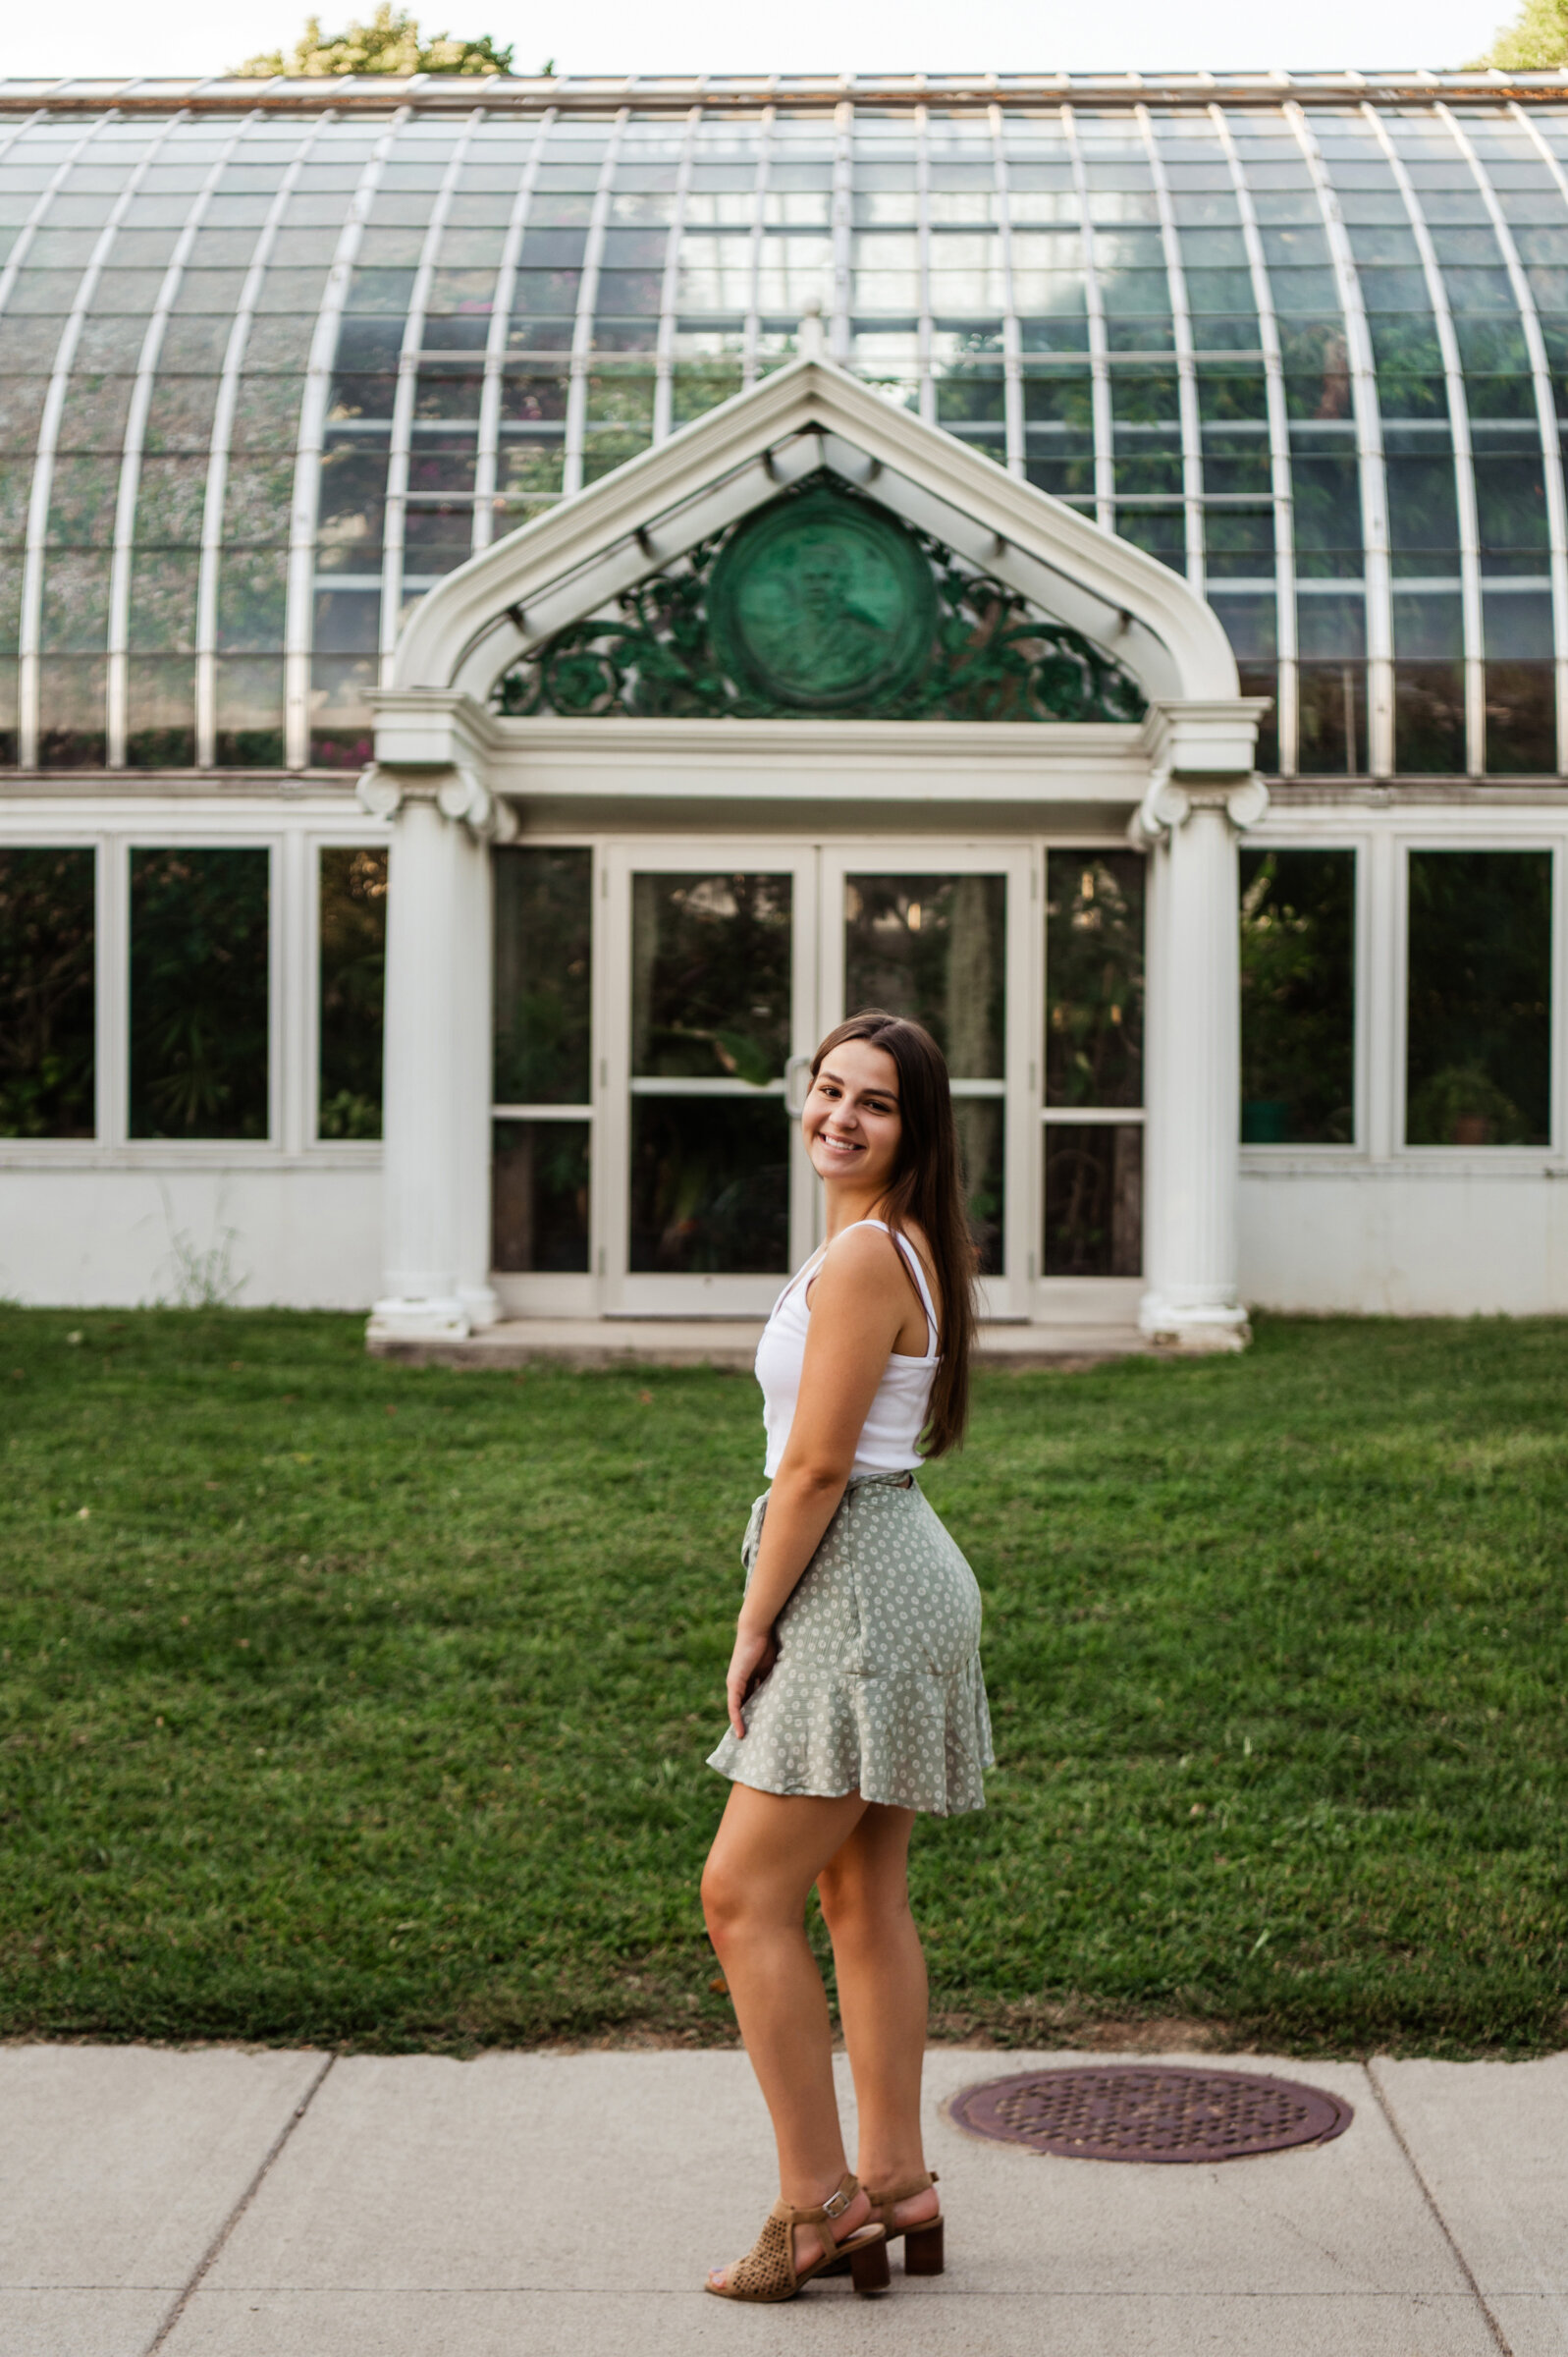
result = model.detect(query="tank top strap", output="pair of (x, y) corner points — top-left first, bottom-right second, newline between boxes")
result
(768, 1245), (825, 1323)
(842, 1218), (940, 1361)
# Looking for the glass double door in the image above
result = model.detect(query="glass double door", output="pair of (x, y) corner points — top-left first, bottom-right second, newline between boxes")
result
(601, 841), (1034, 1316)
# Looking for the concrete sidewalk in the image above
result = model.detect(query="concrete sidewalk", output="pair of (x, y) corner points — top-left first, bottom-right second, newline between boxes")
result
(2, 2043), (1562, 2357)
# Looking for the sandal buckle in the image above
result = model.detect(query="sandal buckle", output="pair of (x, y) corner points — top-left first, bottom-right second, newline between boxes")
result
(822, 2187), (851, 2220)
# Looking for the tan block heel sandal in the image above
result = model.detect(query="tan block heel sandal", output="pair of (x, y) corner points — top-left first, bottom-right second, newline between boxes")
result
(705, 2171), (890, 2302)
(825, 2169), (944, 2276)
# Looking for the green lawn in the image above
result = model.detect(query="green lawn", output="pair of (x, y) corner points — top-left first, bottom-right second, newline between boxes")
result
(1, 1308), (1564, 2057)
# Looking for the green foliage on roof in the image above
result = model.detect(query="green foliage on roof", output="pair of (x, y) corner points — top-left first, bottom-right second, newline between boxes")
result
(234, 4), (514, 77)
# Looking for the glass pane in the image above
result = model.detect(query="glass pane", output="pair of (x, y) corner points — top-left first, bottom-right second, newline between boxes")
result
(0, 847), (95, 1137)
(1045, 851), (1145, 1107)
(129, 848), (269, 1140)
(493, 847), (592, 1104)
(215, 656), (285, 767)
(631, 871), (790, 1083)
(955, 1099), (1003, 1278)
(629, 1096), (789, 1273)
(843, 873), (1004, 1077)
(1239, 850), (1356, 1144)
(1394, 663), (1465, 774)
(1298, 661), (1369, 774)
(127, 656), (195, 769)
(1044, 1124), (1143, 1276)
(318, 846), (386, 1140)
(1406, 850), (1552, 1146)
(38, 655), (107, 768)
(492, 1118), (590, 1272)
(1486, 664), (1555, 774)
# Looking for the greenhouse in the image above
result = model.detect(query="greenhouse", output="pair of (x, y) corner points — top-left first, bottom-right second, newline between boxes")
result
(1, 72), (1565, 1340)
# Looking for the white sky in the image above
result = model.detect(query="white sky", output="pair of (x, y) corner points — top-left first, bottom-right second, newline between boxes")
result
(4, 0), (1514, 82)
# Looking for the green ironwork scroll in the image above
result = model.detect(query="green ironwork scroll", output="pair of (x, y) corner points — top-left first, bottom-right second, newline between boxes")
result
(491, 479), (1147, 725)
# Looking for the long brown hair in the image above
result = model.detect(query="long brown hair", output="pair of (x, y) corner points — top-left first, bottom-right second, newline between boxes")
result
(810, 1010), (978, 1456)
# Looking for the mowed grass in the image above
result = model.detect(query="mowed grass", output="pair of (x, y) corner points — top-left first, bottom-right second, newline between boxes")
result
(0, 1307), (1564, 2057)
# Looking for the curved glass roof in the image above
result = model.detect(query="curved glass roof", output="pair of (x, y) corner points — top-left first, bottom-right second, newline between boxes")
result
(3, 78), (1568, 780)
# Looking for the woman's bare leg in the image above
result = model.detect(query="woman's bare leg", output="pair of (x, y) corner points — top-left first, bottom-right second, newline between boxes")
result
(816, 1804), (940, 2232)
(701, 1782), (872, 2282)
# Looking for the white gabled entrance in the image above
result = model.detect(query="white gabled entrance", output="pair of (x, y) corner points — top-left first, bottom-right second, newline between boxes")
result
(363, 336), (1268, 1354)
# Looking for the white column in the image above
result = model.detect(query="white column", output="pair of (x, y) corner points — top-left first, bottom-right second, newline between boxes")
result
(1137, 772), (1270, 1352)
(362, 766), (509, 1341)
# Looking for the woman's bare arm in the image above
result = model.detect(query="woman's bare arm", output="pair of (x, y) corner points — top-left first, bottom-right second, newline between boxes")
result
(723, 1227), (906, 1736)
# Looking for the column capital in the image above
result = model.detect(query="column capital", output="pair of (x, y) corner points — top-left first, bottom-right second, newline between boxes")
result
(354, 763), (402, 820)
(355, 761), (516, 843)
(1131, 768), (1270, 846)
(435, 765), (518, 844)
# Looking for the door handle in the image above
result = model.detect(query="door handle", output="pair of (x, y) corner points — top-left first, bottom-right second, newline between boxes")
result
(784, 1053), (812, 1117)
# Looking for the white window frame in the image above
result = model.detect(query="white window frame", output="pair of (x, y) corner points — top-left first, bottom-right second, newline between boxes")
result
(600, 836), (821, 1319)
(1234, 834), (1369, 1166)
(305, 829), (395, 1154)
(489, 831), (599, 1320)
(0, 812), (393, 1171)
(1038, 834), (1147, 1324)
(1394, 833), (1561, 1162)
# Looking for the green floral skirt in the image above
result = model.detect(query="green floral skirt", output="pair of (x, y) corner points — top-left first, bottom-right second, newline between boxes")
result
(706, 1471), (994, 1818)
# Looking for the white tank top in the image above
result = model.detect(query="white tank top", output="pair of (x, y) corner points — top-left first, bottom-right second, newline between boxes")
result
(756, 1219), (941, 1480)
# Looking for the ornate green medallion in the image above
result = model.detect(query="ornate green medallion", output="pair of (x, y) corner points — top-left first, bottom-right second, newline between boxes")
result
(706, 489), (937, 712)
(492, 474), (1148, 726)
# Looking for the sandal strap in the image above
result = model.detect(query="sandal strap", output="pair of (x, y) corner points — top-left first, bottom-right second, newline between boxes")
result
(817, 2170), (858, 2253)
(867, 2167), (938, 2208)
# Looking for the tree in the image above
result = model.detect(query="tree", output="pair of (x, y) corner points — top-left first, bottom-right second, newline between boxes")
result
(1473, 0), (1568, 68)
(235, 6), (514, 77)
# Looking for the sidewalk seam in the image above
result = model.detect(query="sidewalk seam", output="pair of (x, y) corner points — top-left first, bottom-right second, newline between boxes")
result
(1365, 2057), (1514, 2357)
(140, 2052), (336, 2356)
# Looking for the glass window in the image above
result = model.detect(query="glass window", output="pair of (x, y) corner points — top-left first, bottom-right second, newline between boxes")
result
(1406, 850), (1552, 1146)
(629, 1096), (788, 1274)
(625, 869), (792, 1276)
(1045, 851), (1145, 1108)
(492, 846), (592, 1104)
(317, 846), (386, 1139)
(128, 656), (195, 769)
(1394, 592), (1465, 775)
(1044, 1125), (1143, 1276)
(844, 875), (1004, 1076)
(1485, 589), (1556, 775)
(215, 657), (285, 769)
(1239, 850), (1355, 1144)
(0, 846), (95, 1137)
(632, 871), (790, 1084)
(843, 872), (1006, 1273)
(39, 651), (108, 770)
(129, 848), (270, 1140)
(492, 1119), (591, 1272)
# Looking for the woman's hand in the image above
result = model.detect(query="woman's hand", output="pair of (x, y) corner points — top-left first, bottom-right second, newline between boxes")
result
(726, 1619), (778, 1739)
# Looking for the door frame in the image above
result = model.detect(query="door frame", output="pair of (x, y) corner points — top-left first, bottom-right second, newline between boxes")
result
(600, 837), (822, 1316)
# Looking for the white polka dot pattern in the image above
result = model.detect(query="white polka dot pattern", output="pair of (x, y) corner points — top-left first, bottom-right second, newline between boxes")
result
(706, 1473), (995, 1818)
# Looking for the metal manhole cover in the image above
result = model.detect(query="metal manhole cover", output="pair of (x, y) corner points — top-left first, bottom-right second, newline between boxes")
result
(948, 2065), (1353, 2164)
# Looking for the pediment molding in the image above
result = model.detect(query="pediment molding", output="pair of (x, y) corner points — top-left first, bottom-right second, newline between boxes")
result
(389, 351), (1245, 717)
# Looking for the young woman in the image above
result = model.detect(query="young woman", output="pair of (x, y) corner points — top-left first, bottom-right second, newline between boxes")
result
(701, 1010), (994, 2305)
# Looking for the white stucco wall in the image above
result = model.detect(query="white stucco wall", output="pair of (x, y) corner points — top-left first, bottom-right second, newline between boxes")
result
(1240, 1165), (1568, 1316)
(0, 1164), (382, 1311)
